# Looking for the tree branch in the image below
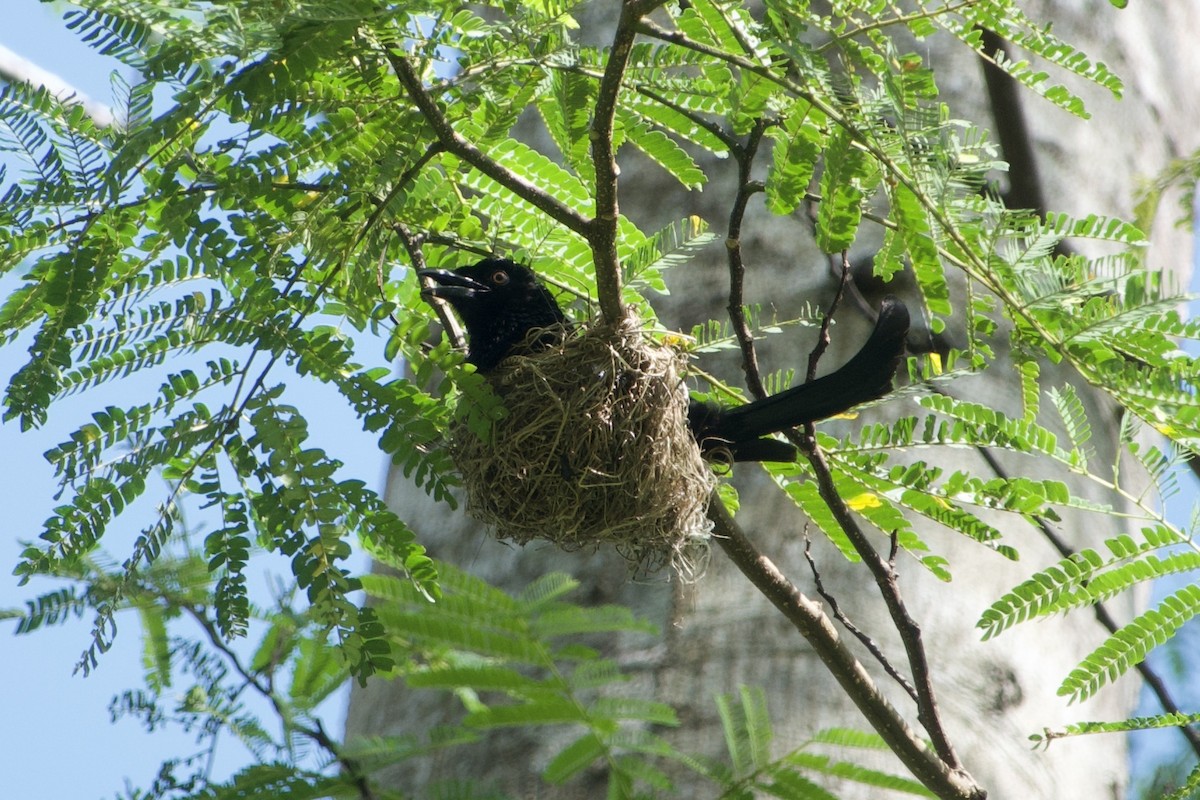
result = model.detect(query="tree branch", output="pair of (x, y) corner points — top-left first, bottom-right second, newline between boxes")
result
(182, 604), (378, 800)
(716, 92), (964, 774)
(805, 252), (852, 383)
(966, 27), (1200, 757)
(385, 48), (591, 239)
(799, 435), (964, 771)
(717, 97), (962, 772)
(724, 118), (770, 400)
(708, 498), (986, 800)
(394, 222), (467, 353)
(775, 258), (962, 769)
(803, 533), (920, 703)
(586, 1), (663, 321)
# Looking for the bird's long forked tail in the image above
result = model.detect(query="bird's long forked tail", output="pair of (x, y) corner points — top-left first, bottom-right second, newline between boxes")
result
(695, 297), (910, 450)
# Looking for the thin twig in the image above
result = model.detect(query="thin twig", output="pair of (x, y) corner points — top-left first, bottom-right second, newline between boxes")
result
(798, 438), (964, 771)
(781, 256), (961, 766)
(182, 604), (378, 800)
(806, 251), (852, 382)
(724, 118), (770, 399)
(394, 223), (467, 353)
(356, 144), (445, 251)
(803, 533), (920, 703)
(718, 102), (964, 776)
(631, 84), (742, 153)
(585, 1), (665, 321)
(360, 146), (444, 327)
(384, 48), (590, 238)
(637, 18), (1061, 355)
(708, 498), (985, 800)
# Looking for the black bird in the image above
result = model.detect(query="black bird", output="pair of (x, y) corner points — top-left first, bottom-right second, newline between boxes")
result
(419, 258), (909, 462)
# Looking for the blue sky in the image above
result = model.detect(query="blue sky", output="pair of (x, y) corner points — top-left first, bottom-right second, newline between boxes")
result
(0, 5), (382, 797)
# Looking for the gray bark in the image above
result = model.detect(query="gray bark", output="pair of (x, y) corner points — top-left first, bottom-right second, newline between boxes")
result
(347, 3), (1200, 797)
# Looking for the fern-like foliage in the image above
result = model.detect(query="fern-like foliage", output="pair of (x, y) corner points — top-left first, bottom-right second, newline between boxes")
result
(361, 567), (933, 797)
(2, 538), (376, 797)
(363, 565), (679, 793)
(700, 686), (934, 798)
(4, 0), (1200, 796)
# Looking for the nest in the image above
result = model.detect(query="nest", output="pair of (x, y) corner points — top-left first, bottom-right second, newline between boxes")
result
(448, 312), (715, 576)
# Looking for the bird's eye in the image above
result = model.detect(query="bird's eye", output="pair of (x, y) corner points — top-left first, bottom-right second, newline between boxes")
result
(492, 270), (510, 285)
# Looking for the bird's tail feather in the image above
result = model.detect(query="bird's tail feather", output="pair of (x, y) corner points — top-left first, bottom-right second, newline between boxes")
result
(709, 296), (909, 442)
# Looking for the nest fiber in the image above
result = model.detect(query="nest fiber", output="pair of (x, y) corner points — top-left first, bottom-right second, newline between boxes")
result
(449, 313), (715, 573)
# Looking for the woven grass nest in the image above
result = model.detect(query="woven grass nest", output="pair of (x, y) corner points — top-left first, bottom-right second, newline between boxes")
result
(448, 312), (715, 575)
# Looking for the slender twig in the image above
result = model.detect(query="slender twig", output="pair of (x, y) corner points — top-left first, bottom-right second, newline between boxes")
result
(718, 100), (964, 774)
(733, 250), (966, 767)
(975, 445), (1200, 759)
(359, 146), (445, 328)
(586, 1), (665, 321)
(113, 258), (343, 613)
(385, 49), (590, 238)
(798, 257), (928, 706)
(804, 533), (920, 703)
(183, 605), (378, 800)
(708, 499), (985, 800)
(814, 1), (978, 54)
(724, 118), (770, 399)
(395, 223), (467, 352)
(355, 144), (445, 251)
(636, 18), (1074, 359)
(805, 252), (852, 382)
(798, 437), (964, 770)
(971, 28), (1199, 749)
(631, 84), (742, 153)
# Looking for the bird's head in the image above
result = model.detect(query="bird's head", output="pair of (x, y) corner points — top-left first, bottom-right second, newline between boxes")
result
(419, 258), (567, 371)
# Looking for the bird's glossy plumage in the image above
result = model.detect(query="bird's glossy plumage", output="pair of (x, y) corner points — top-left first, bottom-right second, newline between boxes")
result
(420, 259), (566, 371)
(420, 258), (909, 461)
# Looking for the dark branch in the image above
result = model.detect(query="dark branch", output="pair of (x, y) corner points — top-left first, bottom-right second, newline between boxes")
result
(394, 223), (467, 353)
(798, 436), (964, 771)
(973, 32), (1200, 756)
(724, 118), (770, 400)
(709, 498), (985, 800)
(717, 94), (965, 781)
(586, 2), (664, 321)
(976, 28), (1045, 214)
(385, 49), (590, 239)
(803, 533), (920, 703)
(805, 252), (852, 383)
(792, 271), (961, 767)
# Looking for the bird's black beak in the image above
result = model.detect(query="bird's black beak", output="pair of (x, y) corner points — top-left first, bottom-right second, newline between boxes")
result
(417, 268), (489, 302)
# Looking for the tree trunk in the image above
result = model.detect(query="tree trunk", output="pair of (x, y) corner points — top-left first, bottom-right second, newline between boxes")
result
(347, 4), (1199, 797)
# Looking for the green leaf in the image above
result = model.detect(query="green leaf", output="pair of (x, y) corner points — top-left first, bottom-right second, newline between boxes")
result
(1059, 583), (1200, 703)
(766, 102), (825, 215)
(544, 732), (607, 783)
(817, 129), (873, 252)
